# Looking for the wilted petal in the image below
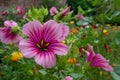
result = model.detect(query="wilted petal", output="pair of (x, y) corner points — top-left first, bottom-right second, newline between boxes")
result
(49, 41), (69, 55)
(35, 51), (56, 68)
(19, 39), (38, 58)
(22, 21), (43, 43)
(43, 20), (62, 42)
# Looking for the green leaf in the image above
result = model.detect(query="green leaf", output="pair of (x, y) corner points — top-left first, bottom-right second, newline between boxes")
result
(77, 6), (84, 14)
(76, 17), (93, 25)
(92, 0), (99, 6)
(110, 72), (120, 80)
(62, 12), (73, 22)
(39, 69), (47, 75)
(39, 6), (48, 16)
(114, 0), (120, 7)
(69, 73), (83, 79)
(114, 65), (120, 75)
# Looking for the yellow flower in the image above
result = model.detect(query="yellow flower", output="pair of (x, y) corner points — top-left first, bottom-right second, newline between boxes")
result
(103, 29), (108, 33)
(70, 21), (75, 25)
(103, 29), (108, 36)
(11, 51), (23, 62)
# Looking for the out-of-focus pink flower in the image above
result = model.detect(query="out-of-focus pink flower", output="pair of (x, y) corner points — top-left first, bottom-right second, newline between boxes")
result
(76, 63), (81, 67)
(65, 76), (73, 80)
(50, 7), (58, 16)
(2, 11), (7, 16)
(83, 45), (113, 71)
(0, 20), (22, 44)
(60, 6), (71, 18)
(4, 20), (17, 27)
(19, 20), (69, 68)
(23, 13), (27, 19)
(16, 6), (24, 15)
(77, 14), (84, 20)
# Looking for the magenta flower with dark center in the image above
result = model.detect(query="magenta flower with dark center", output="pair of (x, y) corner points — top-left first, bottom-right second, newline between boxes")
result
(83, 45), (113, 71)
(0, 20), (22, 44)
(19, 20), (69, 68)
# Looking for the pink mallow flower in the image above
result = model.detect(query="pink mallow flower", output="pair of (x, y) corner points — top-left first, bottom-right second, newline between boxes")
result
(77, 14), (84, 20)
(60, 6), (71, 18)
(0, 20), (22, 44)
(4, 20), (17, 27)
(19, 20), (69, 68)
(50, 7), (58, 16)
(83, 45), (113, 72)
(16, 6), (24, 15)
(65, 76), (73, 80)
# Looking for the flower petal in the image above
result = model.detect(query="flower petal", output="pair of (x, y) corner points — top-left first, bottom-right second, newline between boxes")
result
(87, 45), (95, 62)
(19, 39), (38, 58)
(91, 54), (109, 66)
(100, 63), (113, 71)
(43, 20), (62, 42)
(58, 24), (69, 41)
(22, 20), (43, 43)
(34, 50), (56, 68)
(49, 41), (69, 55)
(91, 54), (113, 71)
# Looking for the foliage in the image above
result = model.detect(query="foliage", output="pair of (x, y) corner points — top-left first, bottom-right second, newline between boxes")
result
(0, 4), (120, 80)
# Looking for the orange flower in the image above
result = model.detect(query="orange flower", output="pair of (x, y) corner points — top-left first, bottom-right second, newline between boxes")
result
(71, 28), (79, 34)
(67, 58), (77, 64)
